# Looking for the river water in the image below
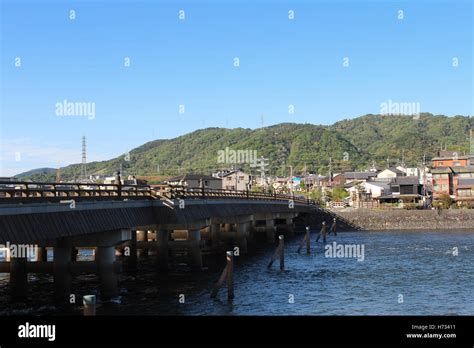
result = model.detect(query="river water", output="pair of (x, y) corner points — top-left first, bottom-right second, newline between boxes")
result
(0, 230), (472, 315)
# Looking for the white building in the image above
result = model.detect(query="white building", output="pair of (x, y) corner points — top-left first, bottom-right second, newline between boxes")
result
(376, 167), (405, 181)
(347, 181), (391, 199)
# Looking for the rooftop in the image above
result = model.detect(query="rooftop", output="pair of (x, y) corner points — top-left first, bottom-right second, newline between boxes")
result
(167, 174), (222, 182)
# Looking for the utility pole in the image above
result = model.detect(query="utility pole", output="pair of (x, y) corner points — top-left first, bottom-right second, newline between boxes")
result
(288, 165), (293, 195)
(470, 129), (474, 155)
(257, 157), (269, 192)
(422, 154), (428, 207)
(328, 157), (333, 184)
(56, 167), (61, 183)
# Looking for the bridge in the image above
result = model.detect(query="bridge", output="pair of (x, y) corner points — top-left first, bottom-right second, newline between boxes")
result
(0, 181), (324, 302)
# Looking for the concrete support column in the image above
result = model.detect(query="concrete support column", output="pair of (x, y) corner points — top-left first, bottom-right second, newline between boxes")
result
(36, 247), (48, 262)
(96, 246), (118, 300)
(71, 247), (79, 261)
(137, 230), (148, 257)
(123, 230), (137, 270)
(53, 241), (73, 301)
(247, 220), (256, 246)
(286, 218), (295, 237)
(266, 219), (275, 243)
(236, 222), (248, 253)
(10, 257), (28, 300)
(210, 224), (220, 251)
(187, 230), (202, 271)
(156, 230), (169, 272)
(224, 224), (232, 233)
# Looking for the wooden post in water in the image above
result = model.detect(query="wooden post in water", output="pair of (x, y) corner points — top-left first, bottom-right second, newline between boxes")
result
(329, 218), (337, 236)
(316, 222), (327, 243)
(83, 295), (96, 316)
(211, 251), (234, 300)
(226, 251), (234, 299)
(297, 227), (311, 254)
(268, 235), (284, 271)
(279, 235), (284, 271)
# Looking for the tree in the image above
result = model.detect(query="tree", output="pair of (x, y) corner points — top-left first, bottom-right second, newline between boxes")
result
(330, 187), (350, 202)
(435, 193), (454, 209)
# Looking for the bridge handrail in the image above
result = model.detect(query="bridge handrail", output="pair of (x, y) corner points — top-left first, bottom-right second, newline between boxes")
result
(0, 181), (316, 205)
(164, 185), (314, 204)
(0, 180), (151, 201)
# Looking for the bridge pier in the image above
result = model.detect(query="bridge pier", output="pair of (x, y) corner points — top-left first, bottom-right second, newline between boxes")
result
(210, 223), (221, 251)
(266, 219), (276, 243)
(71, 247), (79, 262)
(156, 230), (169, 272)
(96, 246), (118, 300)
(10, 257), (28, 300)
(53, 239), (73, 302)
(236, 222), (248, 253)
(123, 230), (137, 270)
(36, 247), (48, 262)
(286, 218), (295, 236)
(137, 230), (148, 257)
(187, 230), (202, 271)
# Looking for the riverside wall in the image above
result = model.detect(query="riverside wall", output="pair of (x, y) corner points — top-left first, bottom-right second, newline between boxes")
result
(330, 208), (474, 231)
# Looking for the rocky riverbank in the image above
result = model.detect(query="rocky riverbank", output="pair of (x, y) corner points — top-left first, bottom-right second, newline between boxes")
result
(331, 208), (474, 231)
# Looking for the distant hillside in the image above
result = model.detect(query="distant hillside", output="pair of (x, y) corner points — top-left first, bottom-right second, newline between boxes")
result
(15, 168), (56, 181)
(16, 113), (473, 182)
(332, 114), (472, 166)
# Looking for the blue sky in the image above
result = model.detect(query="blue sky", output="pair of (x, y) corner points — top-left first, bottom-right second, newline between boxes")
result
(0, 0), (472, 176)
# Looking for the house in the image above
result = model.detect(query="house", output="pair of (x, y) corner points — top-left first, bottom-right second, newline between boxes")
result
(452, 167), (474, 203)
(331, 173), (346, 187)
(166, 174), (222, 189)
(429, 166), (474, 204)
(378, 176), (423, 204)
(344, 171), (377, 183)
(272, 177), (289, 192)
(396, 166), (420, 178)
(376, 167), (406, 181)
(390, 176), (422, 195)
(220, 170), (252, 191)
(456, 178), (474, 203)
(431, 167), (453, 198)
(432, 150), (474, 168)
(347, 181), (390, 199)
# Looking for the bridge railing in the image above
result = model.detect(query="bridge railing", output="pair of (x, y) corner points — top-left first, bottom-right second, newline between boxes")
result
(0, 181), (316, 205)
(0, 180), (151, 203)
(162, 186), (314, 205)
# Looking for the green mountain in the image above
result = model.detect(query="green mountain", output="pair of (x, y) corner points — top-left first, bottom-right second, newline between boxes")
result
(15, 168), (56, 182)
(15, 113), (473, 182)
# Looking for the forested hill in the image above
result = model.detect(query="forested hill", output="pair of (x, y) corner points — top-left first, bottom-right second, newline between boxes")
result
(16, 113), (473, 182)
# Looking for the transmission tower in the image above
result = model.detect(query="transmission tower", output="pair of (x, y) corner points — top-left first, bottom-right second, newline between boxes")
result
(81, 136), (87, 180)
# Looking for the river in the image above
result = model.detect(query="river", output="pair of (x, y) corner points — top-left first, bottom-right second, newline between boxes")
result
(0, 230), (472, 315)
